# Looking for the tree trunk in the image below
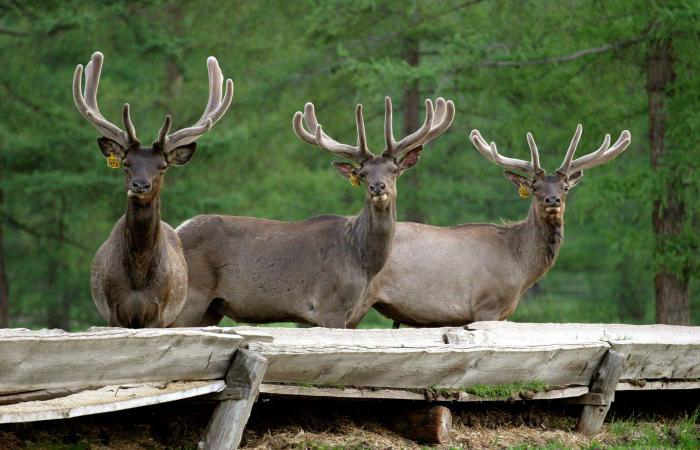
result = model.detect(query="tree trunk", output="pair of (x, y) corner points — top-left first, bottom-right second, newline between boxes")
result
(647, 38), (689, 325)
(0, 187), (9, 328)
(401, 36), (424, 222)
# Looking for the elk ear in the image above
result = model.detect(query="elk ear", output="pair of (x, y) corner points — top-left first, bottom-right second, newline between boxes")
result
(566, 171), (583, 188)
(165, 142), (197, 166)
(97, 137), (126, 160)
(398, 146), (423, 170)
(332, 162), (358, 179)
(504, 170), (531, 189)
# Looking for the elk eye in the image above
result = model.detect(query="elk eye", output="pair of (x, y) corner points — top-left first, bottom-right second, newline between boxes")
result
(564, 186), (569, 191)
(392, 168), (400, 175)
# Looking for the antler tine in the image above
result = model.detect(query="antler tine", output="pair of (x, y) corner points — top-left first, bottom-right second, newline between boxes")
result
(421, 98), (455, 143)
(383, 96), (396, 152)
(469, 129), (535, 174)
(389, 99), (434, 159)
(567, 130), (631, 173)
(72, 52), (132, 148)
(384, 97), (455, 160)
(292, 101), (373, 164)
(160, 56), (234, 151)
(556, 124), (583, 174)
(355, 104), (372, 160)
(122, 104), (140, 145)
(526, 132), (543, 174)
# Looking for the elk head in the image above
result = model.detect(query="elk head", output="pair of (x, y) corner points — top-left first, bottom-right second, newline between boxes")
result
(73, 52), (233, 205)
(293, 97), (455, 210)
(470, 124), (631, 223)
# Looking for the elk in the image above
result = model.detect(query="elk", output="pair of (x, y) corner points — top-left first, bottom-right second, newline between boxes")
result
(368, 125), (631, 326)
(172, 97), (454, 328)
(74, 51), (233, 327)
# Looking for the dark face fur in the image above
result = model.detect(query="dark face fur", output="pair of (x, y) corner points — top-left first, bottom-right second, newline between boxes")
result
(504, 170), (583, 222)
(333, 147), (422, 210)
(98, 137), (196, 205)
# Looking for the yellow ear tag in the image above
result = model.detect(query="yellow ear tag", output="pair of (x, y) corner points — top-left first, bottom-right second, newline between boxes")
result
(106, 152), (120, 169)
(518, 183), (529, 199)
(349, 173), (360, 187)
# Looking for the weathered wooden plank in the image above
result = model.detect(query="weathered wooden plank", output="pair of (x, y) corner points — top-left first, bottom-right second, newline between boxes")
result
(617, 380), (700, 391)
(0, 381), (225, 424)
(578, 350), (625, 435)
(0, 328), (242, 394)
(244, 327), (609, 388)
(201, 349), (268, 450)
(257, 384), (589, 402)
(467, 322), (700, 380)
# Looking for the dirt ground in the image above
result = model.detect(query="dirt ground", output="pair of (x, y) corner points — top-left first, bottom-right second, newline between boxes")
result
(0, 390), (697, 449)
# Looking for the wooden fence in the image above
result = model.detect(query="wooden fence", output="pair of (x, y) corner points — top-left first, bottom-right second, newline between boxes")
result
(0, 322), (698, 448)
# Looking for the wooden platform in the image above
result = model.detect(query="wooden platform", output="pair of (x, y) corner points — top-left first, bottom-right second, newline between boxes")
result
(0, 322), (698, 443)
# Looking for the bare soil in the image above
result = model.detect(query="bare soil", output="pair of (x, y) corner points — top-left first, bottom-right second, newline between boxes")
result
(0, 390), (697, 449)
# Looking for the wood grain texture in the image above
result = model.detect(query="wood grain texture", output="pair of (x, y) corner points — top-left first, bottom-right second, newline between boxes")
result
(257, 384), (590, 402)
(0, 381), (225, 424)
(468, 322), (700, 380)
(578, 350), (625, 435)
(243, 326), (609, 388)
(201, 349), (268, 450)
(0, 328), (243, 393)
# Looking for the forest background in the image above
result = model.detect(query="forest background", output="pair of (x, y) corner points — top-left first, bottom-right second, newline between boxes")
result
(0, 0), (698, 330)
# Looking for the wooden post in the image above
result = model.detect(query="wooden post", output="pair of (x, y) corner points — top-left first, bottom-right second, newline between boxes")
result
(386, 405), (452, 444)
(200, 348), (268, 450)
(577, 349), (625, 435)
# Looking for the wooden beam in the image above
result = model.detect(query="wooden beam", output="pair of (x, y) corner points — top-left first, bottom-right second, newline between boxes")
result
(0, 328), (244, 394)
(468, 322), (700, 380)
(617, 379), (700, 391)
(255, 383), (589, 402)
(577, 350), (625, 435)
(244, 327), (609, 388)
(201, 349), (268, 450)
(0, 381), (225, 424)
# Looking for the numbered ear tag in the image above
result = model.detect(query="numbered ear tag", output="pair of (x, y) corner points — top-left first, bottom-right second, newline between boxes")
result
(106, 152), (120, 169)
(349, 173), (360, 187)
(518, 183), (529, 199)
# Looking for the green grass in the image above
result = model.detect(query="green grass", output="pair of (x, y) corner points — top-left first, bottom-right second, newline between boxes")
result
(606, 408), (700, 449)
(464, 381), (547, 399)
(425, 381), (548, 400)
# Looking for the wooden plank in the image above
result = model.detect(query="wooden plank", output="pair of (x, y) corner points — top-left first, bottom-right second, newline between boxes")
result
(0, 380), (225, 424)
(468, 322), (700, 380)
(578, 350), (625, 435)
(256, 384), (589, 402)
(244, 327), (609, 388)
(0, 328), (243, 394)
(201, 349), (268, 450)
(617, 380), (700, 391)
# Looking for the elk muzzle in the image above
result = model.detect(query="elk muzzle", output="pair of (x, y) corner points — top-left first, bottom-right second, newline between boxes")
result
(128, 179), (151, 196)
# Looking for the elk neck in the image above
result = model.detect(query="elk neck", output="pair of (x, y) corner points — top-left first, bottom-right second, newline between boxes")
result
(124, 193), (162, 289)
(350, 193), (397, 277)
(512, 200), (564, 286)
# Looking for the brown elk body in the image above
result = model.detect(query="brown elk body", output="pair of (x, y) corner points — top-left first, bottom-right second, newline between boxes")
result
(368, 125), (631, 327)
(172, 97), (454, 328)
(74, 52), (233, 328)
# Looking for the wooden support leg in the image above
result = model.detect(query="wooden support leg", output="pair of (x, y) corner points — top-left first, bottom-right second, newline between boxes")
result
(200, 348), (268, 450)
(386, 405), (452, 444)
(577, 349), (625, 435)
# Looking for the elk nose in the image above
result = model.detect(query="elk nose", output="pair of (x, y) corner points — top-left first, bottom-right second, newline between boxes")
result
(369, 182), (386, 195)
(545, 195), (561, 207)
(131, 179), (150, 192)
